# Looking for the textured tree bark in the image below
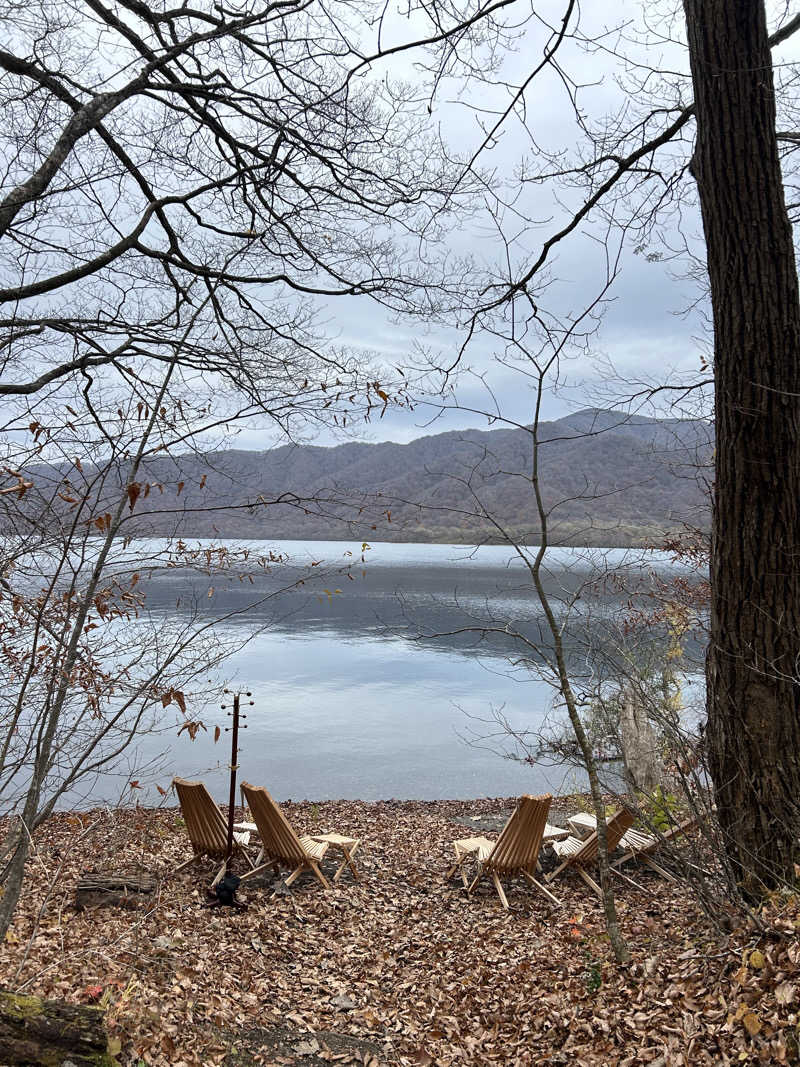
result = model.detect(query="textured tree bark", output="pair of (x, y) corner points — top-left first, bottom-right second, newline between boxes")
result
(528, 391), (629, 963)
(0, 990), (111, 1066)
(683, 0), (800, 894)
(74, 871), (156, 911)
(619, 689), (660, 795)
(0, 831), (31, 944)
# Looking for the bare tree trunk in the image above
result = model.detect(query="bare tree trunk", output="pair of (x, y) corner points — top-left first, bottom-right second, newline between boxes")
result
(0, 830), (28, 942)
(556, 680), (631, 964)
(527, 388), (630, 964)
(684, 0), (800, 895)
(0, 352), (182, 939)
(619, 688), (660, 794)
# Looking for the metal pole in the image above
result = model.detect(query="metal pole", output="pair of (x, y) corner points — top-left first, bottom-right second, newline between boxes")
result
(225, 691), (240, 876)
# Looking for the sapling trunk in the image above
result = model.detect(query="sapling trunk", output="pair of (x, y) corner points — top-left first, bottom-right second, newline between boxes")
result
(526, 381), (630, 964)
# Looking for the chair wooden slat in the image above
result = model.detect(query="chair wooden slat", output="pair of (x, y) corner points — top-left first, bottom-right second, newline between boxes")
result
(174, 777), (230, 856)
(242, 782), (309, 864)
(488, 794), (549, 873)
(239, 782), (336, 891)
(548, 808), (634, 896)
(172, 777), (253, 885)
(613, 813), (700, 882)
(447, 795), (562, 910)
(619, 813), (699, 856)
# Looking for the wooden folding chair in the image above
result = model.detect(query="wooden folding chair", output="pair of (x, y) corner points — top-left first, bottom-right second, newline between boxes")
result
(238, 782), (359, 891)
(172, 777), (254, 887)
(547, 808), (635, 896)
(446, 795), (562, 909)
(613, 814), (700, 882)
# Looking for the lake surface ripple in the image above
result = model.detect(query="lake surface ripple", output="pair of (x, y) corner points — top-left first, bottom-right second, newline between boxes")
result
(91, 541), (704, 805)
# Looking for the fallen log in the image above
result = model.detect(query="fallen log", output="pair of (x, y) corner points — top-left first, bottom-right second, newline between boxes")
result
(0, 990), (112, 1066)
(75, 871), (156, 911)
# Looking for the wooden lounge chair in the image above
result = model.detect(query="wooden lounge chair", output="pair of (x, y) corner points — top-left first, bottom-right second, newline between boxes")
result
(546, 808), (635, 896)
(612, 814), (699, 882)
(446, 794), (563, 909)
(172, 777), (254, 887)
(238, 782), (360, 890)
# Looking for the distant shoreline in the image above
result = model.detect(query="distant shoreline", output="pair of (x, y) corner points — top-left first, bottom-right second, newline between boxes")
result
(90, 526), (690, 550)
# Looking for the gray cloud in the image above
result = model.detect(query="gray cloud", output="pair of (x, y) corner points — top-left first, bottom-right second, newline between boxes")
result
(229, 0), (759, 451)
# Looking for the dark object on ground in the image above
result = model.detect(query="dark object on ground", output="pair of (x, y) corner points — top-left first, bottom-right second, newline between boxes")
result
(207, 873), (246, 910)
(0, 989), (110, 1066)
(75, 871), (156, 911)
(215, 1021), (390, 1066)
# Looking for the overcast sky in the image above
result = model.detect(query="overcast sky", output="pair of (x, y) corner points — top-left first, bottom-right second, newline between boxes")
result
(218, 0), (797, 451)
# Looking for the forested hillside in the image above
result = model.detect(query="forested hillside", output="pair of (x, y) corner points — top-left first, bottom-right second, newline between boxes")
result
(28, 409), (712, 547)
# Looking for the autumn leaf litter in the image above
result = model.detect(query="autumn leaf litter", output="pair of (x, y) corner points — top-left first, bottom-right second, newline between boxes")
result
(2, 798), (800, 1066)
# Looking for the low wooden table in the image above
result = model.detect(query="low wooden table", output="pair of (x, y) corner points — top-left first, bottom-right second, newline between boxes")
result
(311, 833), (361, 883)
(233, 821), (257, 834)
(567, 812), (597, 839)
(449, 822), (570, 885)
(235, 823), (361, 883)
(543, 823), (570, 843)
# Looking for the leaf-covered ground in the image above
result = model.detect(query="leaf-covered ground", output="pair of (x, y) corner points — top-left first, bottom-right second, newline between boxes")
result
(1, 798), (799, 1066)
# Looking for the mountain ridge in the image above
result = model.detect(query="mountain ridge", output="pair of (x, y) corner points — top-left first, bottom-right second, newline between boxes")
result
(24, 408), (714, 548)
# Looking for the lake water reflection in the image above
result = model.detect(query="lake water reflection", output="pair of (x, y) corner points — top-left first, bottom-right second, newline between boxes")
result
(101, 541), (702, 805)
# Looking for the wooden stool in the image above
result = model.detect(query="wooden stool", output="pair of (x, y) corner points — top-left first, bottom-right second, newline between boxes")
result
(311, 833), (361, 882)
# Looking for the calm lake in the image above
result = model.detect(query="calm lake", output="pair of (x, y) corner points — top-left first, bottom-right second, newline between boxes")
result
(84, 541), (703, 807)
